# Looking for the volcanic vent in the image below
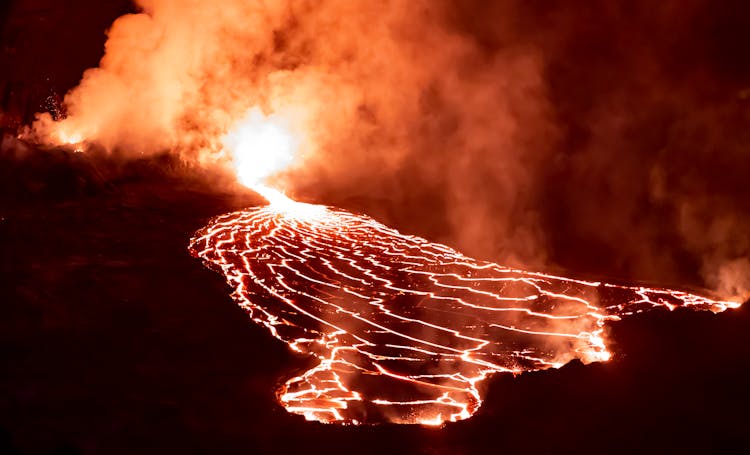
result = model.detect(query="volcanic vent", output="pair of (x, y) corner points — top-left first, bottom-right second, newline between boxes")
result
(189, 189), (740, 425)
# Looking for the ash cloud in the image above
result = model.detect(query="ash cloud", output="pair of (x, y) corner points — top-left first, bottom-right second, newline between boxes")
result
(23, 0), (750, 301)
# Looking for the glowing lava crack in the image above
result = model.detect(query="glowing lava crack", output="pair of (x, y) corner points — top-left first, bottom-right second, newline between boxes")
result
(189, 196), (741, 425)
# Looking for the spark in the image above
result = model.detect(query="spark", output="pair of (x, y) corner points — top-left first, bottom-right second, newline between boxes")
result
(189, 186), (742, 425)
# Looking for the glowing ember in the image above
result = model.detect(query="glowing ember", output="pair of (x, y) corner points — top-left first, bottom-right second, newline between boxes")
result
(189, 187), (741, 425)
(51, 128), (85, 153)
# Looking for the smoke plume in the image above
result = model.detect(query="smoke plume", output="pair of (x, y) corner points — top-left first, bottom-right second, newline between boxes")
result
(28, 0), (750, 300)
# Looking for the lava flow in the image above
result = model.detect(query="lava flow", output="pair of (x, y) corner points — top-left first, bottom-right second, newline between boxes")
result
(188, 187), (741, 426)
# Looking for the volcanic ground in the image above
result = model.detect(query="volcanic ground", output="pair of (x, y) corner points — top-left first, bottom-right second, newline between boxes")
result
(1, 143), (749, 454)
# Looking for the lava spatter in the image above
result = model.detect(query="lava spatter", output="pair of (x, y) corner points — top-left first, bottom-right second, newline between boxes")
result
(188, 197), (741, 425)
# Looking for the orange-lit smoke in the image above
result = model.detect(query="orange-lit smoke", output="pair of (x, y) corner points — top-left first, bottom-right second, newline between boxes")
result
(30, 0), (327, 182)
(28, 0), (555, 262)
(26, 0), (750, 302)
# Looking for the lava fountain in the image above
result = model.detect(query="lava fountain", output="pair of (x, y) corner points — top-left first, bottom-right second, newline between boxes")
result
(188, 113), (743, 425)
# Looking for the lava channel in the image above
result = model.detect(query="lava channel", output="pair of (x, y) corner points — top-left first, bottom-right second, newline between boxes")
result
(188, 199), (741, 425)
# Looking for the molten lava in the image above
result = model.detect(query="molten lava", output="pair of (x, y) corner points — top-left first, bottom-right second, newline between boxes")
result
(189, 187), (741, 425)
(38, 90), (741, 425)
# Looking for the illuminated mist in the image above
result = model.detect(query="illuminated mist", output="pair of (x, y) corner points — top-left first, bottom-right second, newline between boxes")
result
(25, 0), (750, 302)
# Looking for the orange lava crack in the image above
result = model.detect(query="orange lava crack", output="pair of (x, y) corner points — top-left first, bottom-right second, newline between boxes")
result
(189, 201), (740, 425)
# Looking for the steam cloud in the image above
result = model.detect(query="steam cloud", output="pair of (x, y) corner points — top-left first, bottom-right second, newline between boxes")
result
(29, 0), (750, 301)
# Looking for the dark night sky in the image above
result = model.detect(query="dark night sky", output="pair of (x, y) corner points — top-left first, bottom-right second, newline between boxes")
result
(1, 1), (750, 453)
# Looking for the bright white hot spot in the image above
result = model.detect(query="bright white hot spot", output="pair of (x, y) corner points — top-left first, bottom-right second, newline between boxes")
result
(223, 108), (298, 188)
